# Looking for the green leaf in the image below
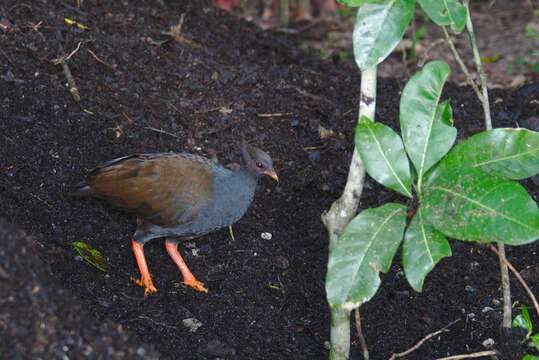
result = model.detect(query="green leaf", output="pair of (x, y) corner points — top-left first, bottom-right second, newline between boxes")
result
(433, 128), (539, 180)
(422, 166), (539, 245)
(356, 116), (413, 198)
(400, 61), (456, 191)
(353, 0), (415, 69)
(522, 355), (539, 360)
(336, 0), (369, 6)
(418, 0), (468, 33)
(326, 203), (407, 309)
(436, 99), (453, 126)
(513, 304), (533, 336)
(446, 0), (468, 33)
(418, 0), (450, 25)
(531, 333), (539, 351)
(72, 241), (109, 272)
(403, 208), (451, 292)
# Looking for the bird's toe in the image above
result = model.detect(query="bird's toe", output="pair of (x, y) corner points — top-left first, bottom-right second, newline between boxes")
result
(182, 278), (208, 293)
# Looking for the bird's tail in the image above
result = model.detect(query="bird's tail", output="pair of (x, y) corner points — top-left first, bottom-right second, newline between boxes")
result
(65, 181), (93, 197)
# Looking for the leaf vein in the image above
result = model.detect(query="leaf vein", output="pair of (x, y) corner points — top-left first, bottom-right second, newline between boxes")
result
(367, 125), (412, 197)
(431, 186), (536, 231)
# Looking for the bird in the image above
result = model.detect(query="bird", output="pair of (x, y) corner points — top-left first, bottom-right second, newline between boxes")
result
(71, 142), (278, 296)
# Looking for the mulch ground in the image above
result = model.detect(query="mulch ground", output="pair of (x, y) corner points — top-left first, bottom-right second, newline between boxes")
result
(0, 1), (537, 359)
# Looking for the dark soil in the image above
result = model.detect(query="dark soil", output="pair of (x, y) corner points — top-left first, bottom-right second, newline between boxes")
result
(0, 1), (537, 359)
(0, 219), (160, 359)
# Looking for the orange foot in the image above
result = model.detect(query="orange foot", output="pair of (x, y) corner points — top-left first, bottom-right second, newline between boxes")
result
(131, 276), (158, 296)
(182, 277), (208, 293)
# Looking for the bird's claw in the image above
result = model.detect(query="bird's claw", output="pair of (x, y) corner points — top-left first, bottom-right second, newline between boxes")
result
(182, 278), (208, 293)
(131, 276), (158, 296)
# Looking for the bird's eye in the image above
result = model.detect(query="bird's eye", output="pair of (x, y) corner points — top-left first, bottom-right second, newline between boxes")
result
(256, 161), (263, 168)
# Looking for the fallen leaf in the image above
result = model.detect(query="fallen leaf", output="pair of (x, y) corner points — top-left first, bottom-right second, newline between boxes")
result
(72, 241), (109, 272)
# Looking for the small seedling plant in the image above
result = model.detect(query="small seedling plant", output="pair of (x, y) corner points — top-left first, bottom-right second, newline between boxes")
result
(324, 0), (539, 358)
(326, 58), (539, 355)
(326, 58), (539, 308)
(513, 305), (539, 360)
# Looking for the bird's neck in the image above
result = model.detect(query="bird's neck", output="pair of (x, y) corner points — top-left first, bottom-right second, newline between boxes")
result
(234, 166), (259, 190)
(201, 167), (258, 229)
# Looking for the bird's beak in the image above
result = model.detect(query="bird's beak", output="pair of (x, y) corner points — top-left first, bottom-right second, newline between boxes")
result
(264, 168), (279, 182)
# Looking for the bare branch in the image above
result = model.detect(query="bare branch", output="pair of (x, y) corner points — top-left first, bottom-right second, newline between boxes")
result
(389, 319), (460, 360)
(436, 350), (498, 360)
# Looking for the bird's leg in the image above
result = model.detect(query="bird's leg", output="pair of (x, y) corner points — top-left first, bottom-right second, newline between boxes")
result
(165, 240), (208, 293)
(131, 239), (158, 296)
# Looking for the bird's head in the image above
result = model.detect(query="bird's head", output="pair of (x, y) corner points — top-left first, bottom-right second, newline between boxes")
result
(241, 141), (279, 182)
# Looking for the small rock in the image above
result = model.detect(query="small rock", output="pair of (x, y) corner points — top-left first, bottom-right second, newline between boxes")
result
(182, 318), (202, 333)
(481, 306), (494, 313)
(482, 338), (495, 348)
(318, 125), (335, 139)
(136, 347), (146, 357)
(261, 232), (272, 240)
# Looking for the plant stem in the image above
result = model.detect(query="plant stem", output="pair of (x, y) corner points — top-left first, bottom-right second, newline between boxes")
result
(330, 308), (351, 360)
(497, 243), (512, 328)
(354, 309), (369, 360)
(464, 0), (511, 329)
(322, 66), (377, 360)
(441, 26), (483, 102)
(464, 1), (492, 129)
(489, 245), (539, 318)
(322, 66), (376, 247)
(278, 0), (289, 27)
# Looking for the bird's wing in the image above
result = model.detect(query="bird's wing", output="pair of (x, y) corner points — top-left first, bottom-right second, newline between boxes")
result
(86, 153), (214, 227)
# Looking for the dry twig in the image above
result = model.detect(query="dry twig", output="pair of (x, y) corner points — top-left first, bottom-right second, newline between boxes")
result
(354, 310), (369, 360)
(228, 225), (236, 242)
(163, 13), (202, 48)
(52, 41), (83, 102)
(389, 319), (460, 360)
(60, 62), (81, 102)
(256, 112), (293, 118)
(436, 350), (498, 360)
(86, 48), (114, 69)
(144, 126), (179, 139)
(52, 41), (82, 65)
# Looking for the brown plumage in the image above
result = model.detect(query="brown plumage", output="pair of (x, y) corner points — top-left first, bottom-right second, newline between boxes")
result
(73, 145), (278, 295)
(86, 154), (214, 227)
